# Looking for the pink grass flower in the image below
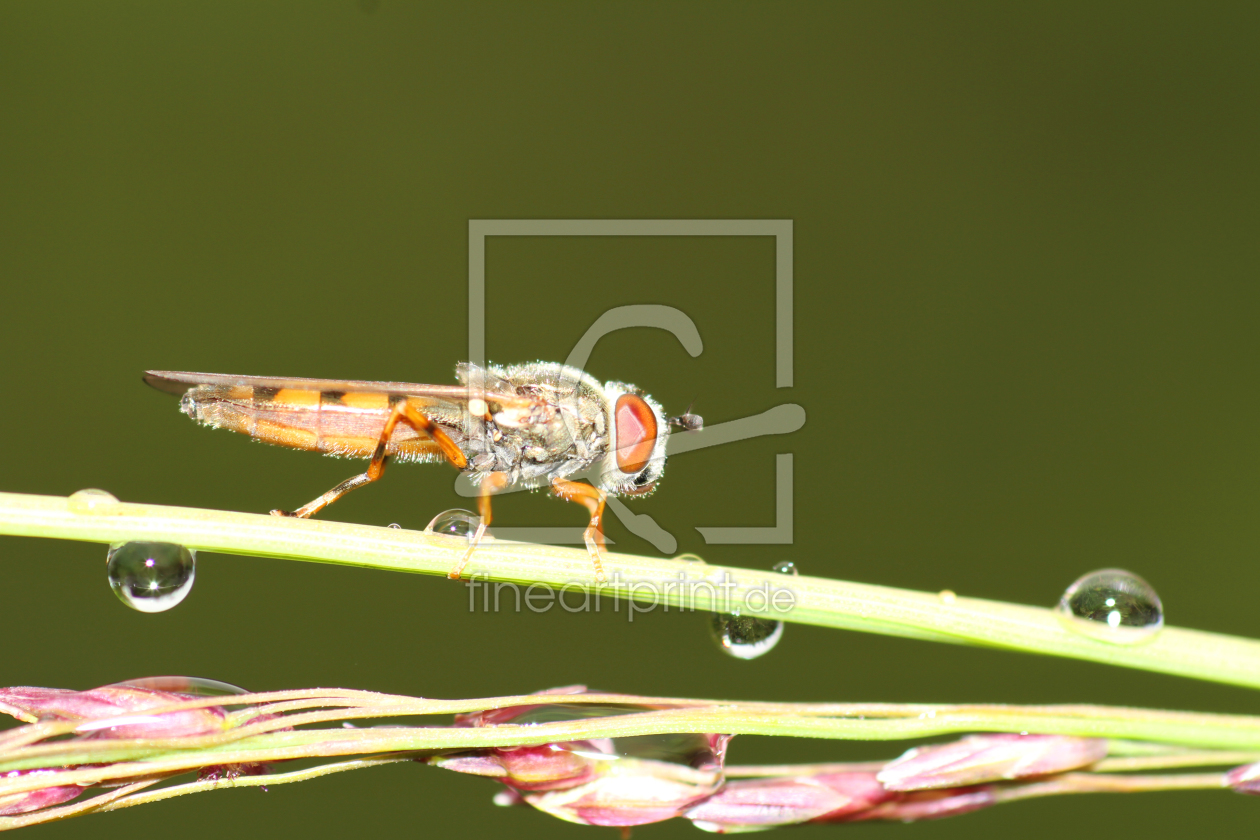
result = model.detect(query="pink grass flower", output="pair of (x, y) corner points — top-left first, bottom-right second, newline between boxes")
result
(877, 734), (1108, 791)
(845, 785), (999, 822)
(686, 772), (892, 832)
(0, 770), (84, 816)
(1226, 761), (1260, 794)
(435, 686), (731, 826)
(0, 683), (231, 739)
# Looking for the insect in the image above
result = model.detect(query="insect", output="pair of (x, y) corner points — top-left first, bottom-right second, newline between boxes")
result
(144, 363), (702, 582)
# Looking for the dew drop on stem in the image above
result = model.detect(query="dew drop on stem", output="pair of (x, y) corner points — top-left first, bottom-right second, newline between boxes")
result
(425, 509), (481, 538)
(68, 488), (120, 514)
(1055, 568), (1163, 644)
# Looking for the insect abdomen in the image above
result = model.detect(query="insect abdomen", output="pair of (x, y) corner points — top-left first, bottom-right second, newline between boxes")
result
(180, 385), (442, 461)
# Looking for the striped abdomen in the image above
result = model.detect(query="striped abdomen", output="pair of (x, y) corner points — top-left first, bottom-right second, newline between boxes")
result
(179, 384), (449, 462)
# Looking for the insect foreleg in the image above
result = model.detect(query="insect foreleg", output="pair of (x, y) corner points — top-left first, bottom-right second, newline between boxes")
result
(551, 477), (608, 583)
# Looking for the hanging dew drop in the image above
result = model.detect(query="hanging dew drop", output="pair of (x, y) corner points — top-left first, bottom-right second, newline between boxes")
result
(709, 614), (785, 660)
(106, 541), (196, 613)
(387, 523), (402, 529)
(673, 553), (707, 564)
(710, 560), (797, 659)
(1055, 568), (1163, 644)
(424, 509), (481, 538)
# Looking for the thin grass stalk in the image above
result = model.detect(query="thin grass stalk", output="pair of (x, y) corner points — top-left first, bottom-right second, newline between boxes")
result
(2, 685), (1252, 831)
(2, 491), (1259, 689)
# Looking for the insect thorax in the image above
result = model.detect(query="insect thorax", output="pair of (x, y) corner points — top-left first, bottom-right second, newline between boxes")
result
(457, 362), (611, 489)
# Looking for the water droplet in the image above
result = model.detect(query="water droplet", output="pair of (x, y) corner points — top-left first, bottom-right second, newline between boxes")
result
(387, 523), (402, 529)
(107, 541), (196, 613)
(68, 488), (120, 514)
(938, 589), (957, 604)
(110, 676), (248, 697)
(1056, 568), (1163, 644)
(424, 509), (481, 539)
(673, 552), (707, 564)
(108, 676), (253, 710)
(708, 561), (797, 660)
(710, 614), (784, 660)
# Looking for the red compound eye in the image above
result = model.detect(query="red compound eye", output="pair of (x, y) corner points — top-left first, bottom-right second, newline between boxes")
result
(615, 393), (657, 474)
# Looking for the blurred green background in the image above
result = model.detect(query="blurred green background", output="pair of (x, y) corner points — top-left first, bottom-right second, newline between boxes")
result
(3, 2), (1260, 836)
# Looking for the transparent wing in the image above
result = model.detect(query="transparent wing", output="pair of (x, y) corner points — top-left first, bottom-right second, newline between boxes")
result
(143, 370), (534, 407)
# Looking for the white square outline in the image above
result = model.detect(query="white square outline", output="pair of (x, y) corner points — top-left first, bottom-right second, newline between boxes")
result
(467, 219), (793, 545)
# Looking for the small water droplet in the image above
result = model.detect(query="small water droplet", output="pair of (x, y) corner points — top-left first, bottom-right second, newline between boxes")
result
(673, 553), (707, 564)
(424, 509), (481, 538)
(68, 488), (120, 514)
(1056, 568), (1163, 644)
(938, 589), (957, 604)
(107, 541), (196, 613)
(387, 523), (402, 529)
(708, 561), (797, 660)
(710, 614), (784, 660)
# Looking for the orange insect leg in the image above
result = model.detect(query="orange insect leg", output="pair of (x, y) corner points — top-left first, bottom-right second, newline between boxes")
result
(272, 399), (465, 519)
(551, 477), (608, 583)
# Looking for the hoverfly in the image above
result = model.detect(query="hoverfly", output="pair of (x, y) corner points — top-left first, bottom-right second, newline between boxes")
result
(144, 363), (702, 582)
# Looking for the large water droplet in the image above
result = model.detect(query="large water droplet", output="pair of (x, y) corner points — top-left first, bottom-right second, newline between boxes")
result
(709, 562), (796, 660)
(425, 509), (481, 539)
(110, 676), (248, 697)
(673, 553), (707, 564)
(107, 541), (196, 613)
(109, 676), (252, 710)
(1056, 568), (1163, 644)
(68, 488), (120, 514)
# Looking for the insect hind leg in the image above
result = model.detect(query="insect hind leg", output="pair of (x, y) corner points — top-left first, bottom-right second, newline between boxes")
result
(272, 398), (466, 519)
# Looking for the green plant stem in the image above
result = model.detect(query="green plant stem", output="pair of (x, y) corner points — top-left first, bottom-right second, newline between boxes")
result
(3, 491), (1260, 688)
